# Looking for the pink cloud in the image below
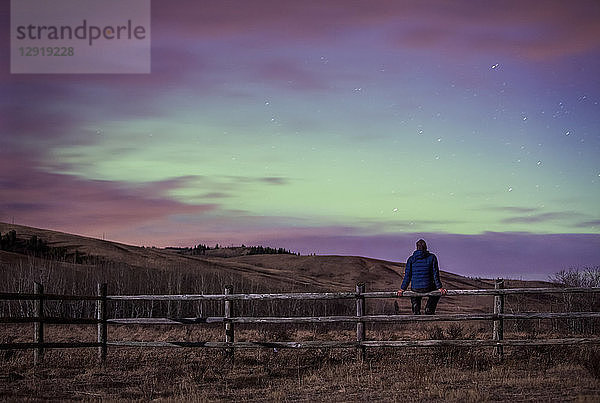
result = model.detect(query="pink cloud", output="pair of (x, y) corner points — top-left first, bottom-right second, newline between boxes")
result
(392, 1), (600, 61)
(0, 154), (217, 238)
(149, 0), (600, 61)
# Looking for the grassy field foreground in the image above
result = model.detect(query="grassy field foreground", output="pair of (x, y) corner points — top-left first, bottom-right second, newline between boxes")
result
(1, 325), (599, 401)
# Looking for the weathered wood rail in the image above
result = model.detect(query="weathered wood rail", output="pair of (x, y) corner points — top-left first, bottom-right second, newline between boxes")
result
(1, 280), (599, 364)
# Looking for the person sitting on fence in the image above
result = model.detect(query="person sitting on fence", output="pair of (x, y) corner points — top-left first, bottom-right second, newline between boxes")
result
(397, 239), (447, 314)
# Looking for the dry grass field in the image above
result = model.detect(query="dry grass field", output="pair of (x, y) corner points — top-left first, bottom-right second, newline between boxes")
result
(2, 325), (600, 401)
(1, 222), (599, 401)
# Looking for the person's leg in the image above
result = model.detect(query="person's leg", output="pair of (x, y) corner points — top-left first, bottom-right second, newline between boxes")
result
(410, 296), (422, 315)
(424, 296), (441, 314)
(410, 288), (427, 315)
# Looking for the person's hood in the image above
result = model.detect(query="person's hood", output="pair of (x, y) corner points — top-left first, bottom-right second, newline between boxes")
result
(412, 250), (430, 260)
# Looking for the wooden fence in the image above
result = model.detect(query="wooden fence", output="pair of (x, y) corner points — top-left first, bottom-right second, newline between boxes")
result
(1, 279), (600, 365)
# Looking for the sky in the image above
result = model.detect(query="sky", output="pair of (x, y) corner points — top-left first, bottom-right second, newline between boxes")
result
(1, 0), (599, 280)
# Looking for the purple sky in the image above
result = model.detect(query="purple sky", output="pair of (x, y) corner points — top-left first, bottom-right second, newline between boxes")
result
(1, 1), (599, 280)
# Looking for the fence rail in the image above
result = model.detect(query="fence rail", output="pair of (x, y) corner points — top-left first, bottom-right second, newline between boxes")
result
(1, 287), (597, 301)
(3, 311), (600, 325)
(104, 287), (600, 301)
(3, 337), (600, 351)
(1, 280), (599, 365)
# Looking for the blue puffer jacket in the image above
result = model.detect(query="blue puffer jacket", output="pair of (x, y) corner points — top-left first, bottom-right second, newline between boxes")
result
(400, 250), (443, 291)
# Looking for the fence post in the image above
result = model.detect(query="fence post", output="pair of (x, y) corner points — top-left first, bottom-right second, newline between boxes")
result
(97, 283), (107, 363)
(356, 283), (366, 361)
(224, 285), (234, 357)
(493, 278), (505, 359)
(34, 282), (44, 365)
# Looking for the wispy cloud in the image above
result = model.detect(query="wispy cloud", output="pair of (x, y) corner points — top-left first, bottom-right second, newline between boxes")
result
(354, 218), (466, 234)
(485, 206), (541, 214)
(222, 176), (291, 186)
(501, 211), (586, 224)
(576, 220), (600, 229)
(261, 177), (290, 185)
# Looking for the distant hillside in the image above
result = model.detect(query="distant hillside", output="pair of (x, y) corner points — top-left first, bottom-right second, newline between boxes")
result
(0, 222), (553, 313)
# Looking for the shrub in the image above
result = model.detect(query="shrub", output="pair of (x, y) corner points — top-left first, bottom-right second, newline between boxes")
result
(549, 267), (600, 335)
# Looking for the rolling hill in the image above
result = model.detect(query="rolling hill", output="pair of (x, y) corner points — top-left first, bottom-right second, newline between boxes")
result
(0, 222), (552, 313)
